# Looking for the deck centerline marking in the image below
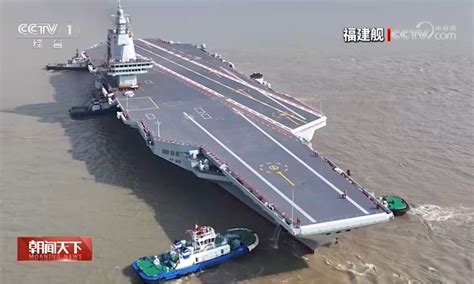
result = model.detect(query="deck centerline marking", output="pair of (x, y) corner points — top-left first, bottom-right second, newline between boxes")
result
(237, 110), (370, 215)
(136, 44), (304, 123)
(137, 39), (311, 120)
(184, 112), (317, 223)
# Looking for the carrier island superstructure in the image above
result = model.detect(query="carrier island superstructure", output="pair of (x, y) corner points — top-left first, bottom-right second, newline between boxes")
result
(81, 2), (393, 251)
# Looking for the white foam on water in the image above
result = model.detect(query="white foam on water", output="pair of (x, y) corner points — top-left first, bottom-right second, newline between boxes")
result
(410, 204), (474, 225)
(322, 255), (379, 277)
(348, 262), (378, 276)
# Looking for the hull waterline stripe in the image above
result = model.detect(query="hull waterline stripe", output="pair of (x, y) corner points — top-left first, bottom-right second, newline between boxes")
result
(184, 112), (317, 223)
(236, 110), (370, 215)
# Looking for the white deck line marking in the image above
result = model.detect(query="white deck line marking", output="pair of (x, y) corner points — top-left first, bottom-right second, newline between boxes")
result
(121, 96), (152, 101)
(148, 97), (159, 109)
(136, 51), (292, 132)
(236, 110), (370, 215)
(127, 107), (159, 112)
(117, 96), (158, 111)
(184, 112), (317, 223)
(138, 39), (313, 120)
(136, 45), (300, 123)
(219, 66), (241, 80)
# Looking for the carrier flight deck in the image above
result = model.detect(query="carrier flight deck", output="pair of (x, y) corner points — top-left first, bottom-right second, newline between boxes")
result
(81, 2), (393, 250)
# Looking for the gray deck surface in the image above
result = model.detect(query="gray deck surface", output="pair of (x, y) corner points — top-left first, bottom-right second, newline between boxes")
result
(86, 39), (384, 225)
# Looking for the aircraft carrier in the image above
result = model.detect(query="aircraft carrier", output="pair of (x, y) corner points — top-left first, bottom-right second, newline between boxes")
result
(78, 2), (393, 251)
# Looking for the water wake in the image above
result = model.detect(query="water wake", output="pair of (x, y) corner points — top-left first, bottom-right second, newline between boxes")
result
(323, 255), (378, 277)
(409, 204), (473, 225)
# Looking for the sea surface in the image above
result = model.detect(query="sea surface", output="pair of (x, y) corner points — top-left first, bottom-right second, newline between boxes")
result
(1, 0), (473, 283)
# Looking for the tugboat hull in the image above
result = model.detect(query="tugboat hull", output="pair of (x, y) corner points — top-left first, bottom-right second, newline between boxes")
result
(132, 227), (258, 283)
(132, 246), (248, 283)
(382, 196), (410, 216)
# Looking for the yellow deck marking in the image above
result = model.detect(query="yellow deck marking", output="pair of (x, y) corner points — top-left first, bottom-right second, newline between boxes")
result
(259, 162), (295, 186)
(268, 165), (280, 171)
(278, 111), (305, 124)
(276, 171), (296, 187)
(285, 116), (302, 126)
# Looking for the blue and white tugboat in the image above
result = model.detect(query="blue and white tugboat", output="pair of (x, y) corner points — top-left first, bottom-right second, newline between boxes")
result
(132, 225), (259, 283)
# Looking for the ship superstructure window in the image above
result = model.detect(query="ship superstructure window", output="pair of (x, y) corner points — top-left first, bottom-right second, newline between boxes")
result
(170, 150), (175, 156)
(162, 149), (169, 155)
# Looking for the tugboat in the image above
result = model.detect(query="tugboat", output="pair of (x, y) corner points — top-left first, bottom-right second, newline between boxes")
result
(380, 196), (410, 216)
(69, 98), (117, 118)
(46, 49), (89, 70)
(132, 225), (259, 283)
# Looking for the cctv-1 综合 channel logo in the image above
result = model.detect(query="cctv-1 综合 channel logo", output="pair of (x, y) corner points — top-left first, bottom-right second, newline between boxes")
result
(17, 237), (92, 261)
(17, 22), (77, 38)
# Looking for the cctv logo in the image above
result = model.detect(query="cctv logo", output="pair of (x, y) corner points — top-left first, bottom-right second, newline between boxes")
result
(18, 23), (58, 36)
